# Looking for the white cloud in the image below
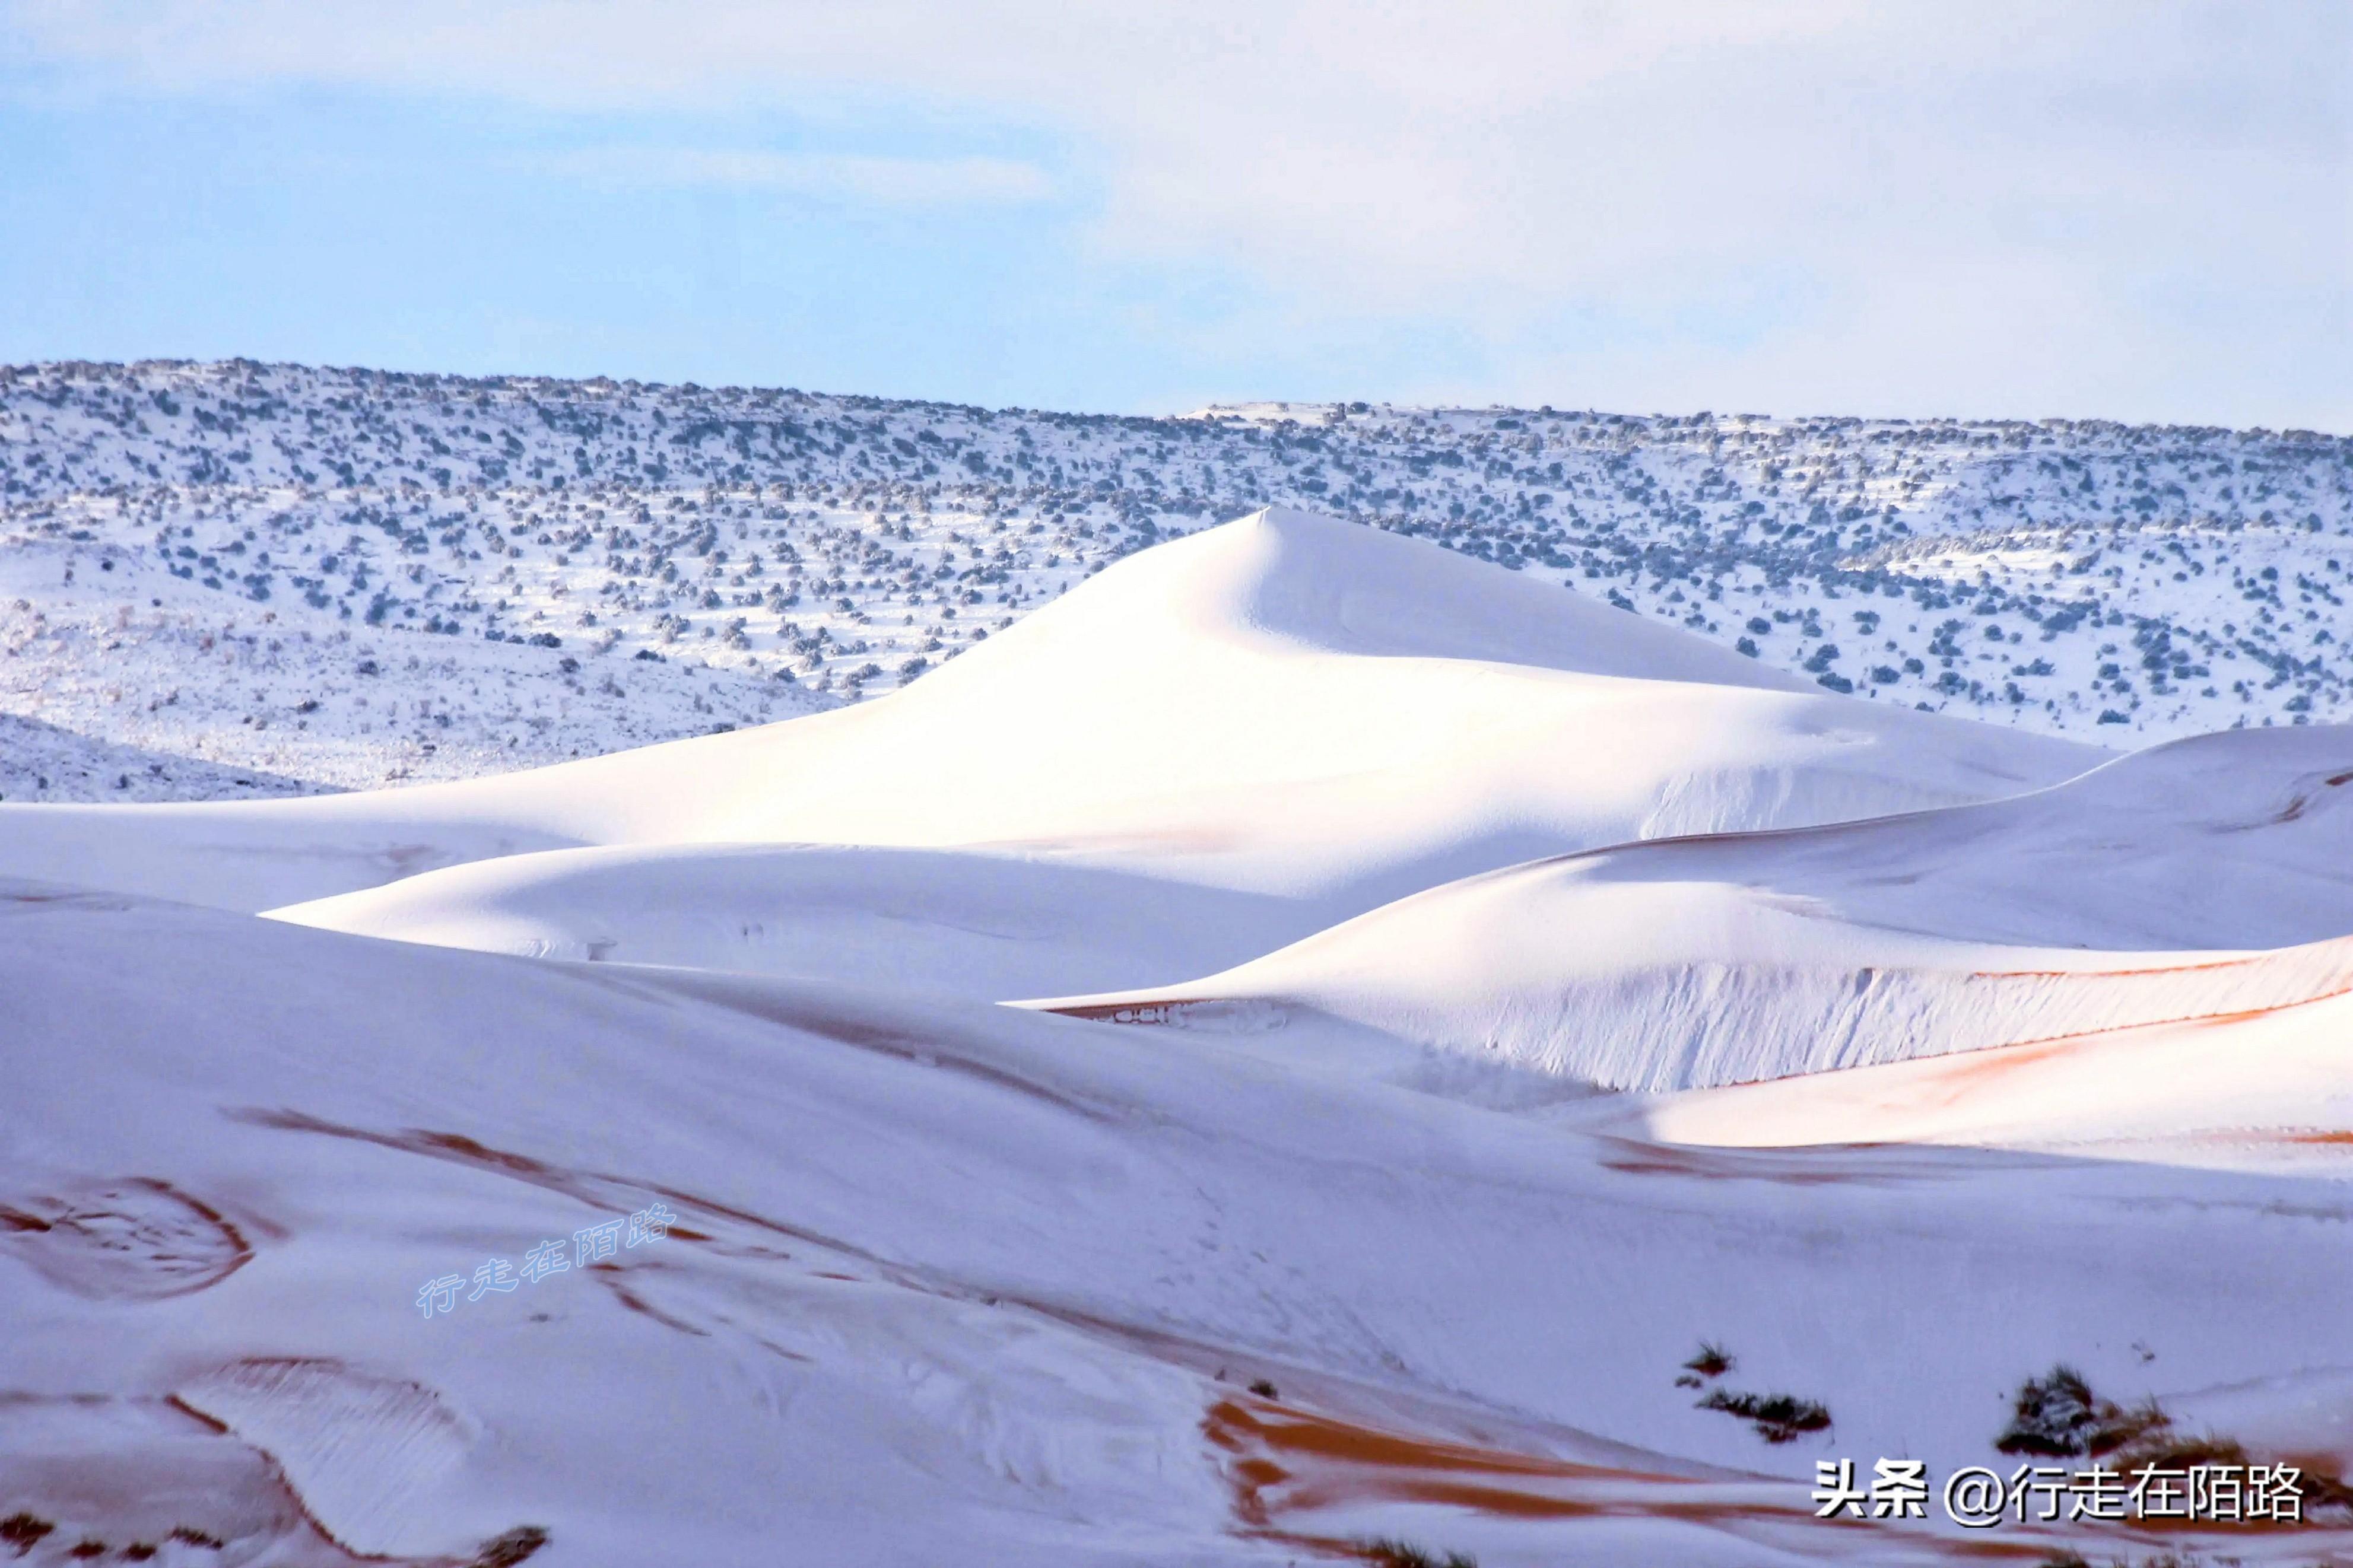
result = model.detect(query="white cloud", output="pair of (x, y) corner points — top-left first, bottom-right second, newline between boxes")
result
(7, 0), (2347, 424)
(536, 147), (1051, 206)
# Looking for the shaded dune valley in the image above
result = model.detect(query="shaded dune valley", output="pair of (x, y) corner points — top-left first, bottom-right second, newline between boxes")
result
(5, 508), (2352, 1566)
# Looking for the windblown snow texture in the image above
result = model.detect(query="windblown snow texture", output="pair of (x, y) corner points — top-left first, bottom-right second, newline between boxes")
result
(5, 472), (2352, 1566)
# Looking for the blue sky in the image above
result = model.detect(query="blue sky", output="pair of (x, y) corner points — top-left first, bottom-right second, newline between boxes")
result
(2, 2), (2346, 428)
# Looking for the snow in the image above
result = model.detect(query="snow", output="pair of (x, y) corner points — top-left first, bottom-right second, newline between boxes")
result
(1034, 722), (2353, 1092)
(23, 507), (2110, 918)
(6, 480), (2353, 1565)
(1639, 986), (2353, 1163)
(2, 361), (2350, 812)
(9, 882), (2352, 1564)
(192, 508), (2076, 969)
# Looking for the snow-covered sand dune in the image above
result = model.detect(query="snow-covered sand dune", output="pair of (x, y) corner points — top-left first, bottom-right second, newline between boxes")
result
(7, 361), (2349, 783)
(8, 506), (2352, 1564)
(4, 509), (2096, 921)
(258, 510), (2092, 998)
(1036, 724), (2353, 1092)
(268, 842), (1310, 1001)
(1640, 982), (2353, 1159)
(1041, 907), (2353, 1095)
(6, 883), (2350, 1565)
(1466, 724), (2353, 953)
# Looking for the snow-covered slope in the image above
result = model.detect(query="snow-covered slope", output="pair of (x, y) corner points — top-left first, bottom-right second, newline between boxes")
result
(1038, 724), (2353, 1092)
(252, 510), (2095, 996)
(11, 474), (2353, 1563)
(8, 882), (2351, 1566)
(1477, 724), (2353, 952)
(1641, 982), (2353, 1161)
(6, 508), (2097, 921)
(4, 361), (2349, 807)
(1040, 902), (2353, 1096)
(271, 843), (1307, 1002)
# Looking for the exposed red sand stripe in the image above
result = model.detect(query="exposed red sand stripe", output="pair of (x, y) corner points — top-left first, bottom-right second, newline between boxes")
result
(1205, 1394), (2349, 1561)
(1968, 951), (2331, 980)
(1881, 977), (2353, 1084)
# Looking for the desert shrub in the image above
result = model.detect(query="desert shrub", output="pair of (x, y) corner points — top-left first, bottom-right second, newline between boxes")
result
(2000, 1365), (2121, 1456)
(1, 1513), (55, 1554)
(1358, 1538), (1476, 1568)
(1992, 1364), (2353, 1517)
(1698, 1388), (1833, 1443)
(1683, 1341), (1733, 1379)
(1996, 1365), (2170, 1458)
(473, 1526), (550, 1567)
